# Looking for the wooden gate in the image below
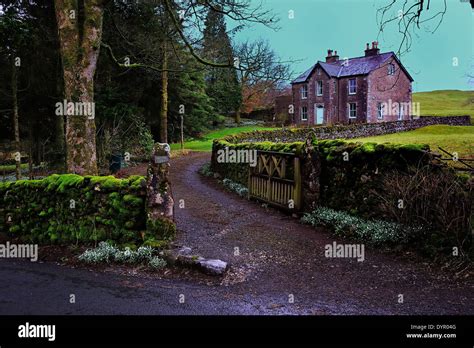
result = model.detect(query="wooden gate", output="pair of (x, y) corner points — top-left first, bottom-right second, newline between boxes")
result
(248, 150), (302, 211)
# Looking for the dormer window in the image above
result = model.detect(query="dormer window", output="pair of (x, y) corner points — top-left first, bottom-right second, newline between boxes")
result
(301, 85), (308, 99)
(388, 63), (395, 75)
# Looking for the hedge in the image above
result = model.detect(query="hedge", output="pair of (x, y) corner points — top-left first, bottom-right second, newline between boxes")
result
(0, 174), (172, 246)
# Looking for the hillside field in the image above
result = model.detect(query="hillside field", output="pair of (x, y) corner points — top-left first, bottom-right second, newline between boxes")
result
(413, 90), (473, 121)
(353, 125), (474, 160)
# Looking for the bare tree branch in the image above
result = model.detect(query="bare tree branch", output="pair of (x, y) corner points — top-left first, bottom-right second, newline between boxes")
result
(376, 0), (447, 56)
(101, 41), (205, 73)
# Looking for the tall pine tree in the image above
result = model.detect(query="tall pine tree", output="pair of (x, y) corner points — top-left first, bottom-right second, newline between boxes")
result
(202, 9), (241, 121)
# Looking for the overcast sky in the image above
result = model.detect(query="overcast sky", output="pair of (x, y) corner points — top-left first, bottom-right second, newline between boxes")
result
(232, 0), (473, 92)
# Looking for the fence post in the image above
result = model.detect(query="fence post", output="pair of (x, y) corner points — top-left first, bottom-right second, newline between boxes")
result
(145, 143), (175, 240)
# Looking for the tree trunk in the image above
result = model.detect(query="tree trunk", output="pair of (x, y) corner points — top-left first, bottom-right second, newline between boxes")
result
(235, 107), (241, 125)
(55, 57), (66, 171)
(54, 0), (105, 175)
(11, 59), (21, 180)
(160, 41), (168, 143)
(235, 75), (246, 125)
(180, 115), (184, 150)
(28, 130), (33, 180)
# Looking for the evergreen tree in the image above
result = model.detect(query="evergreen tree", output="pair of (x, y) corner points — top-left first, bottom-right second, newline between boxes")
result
(100, 0), (218, 146)
(0, 1), (64, 173)
(201, 9), (241, 120)
(168, 54), (218, 141)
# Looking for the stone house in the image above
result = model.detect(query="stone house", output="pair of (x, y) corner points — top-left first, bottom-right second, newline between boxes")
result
(291, 42), (414, 125)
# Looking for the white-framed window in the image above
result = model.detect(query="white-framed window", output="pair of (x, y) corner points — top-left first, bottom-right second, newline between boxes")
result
(317, 68), (321, 75)
(316, 81), (323, 96)
(301, 85), (308, 99)
(300, 106), (308, 120)
(398, 104), (403, 120)
(348, 103), (357, 119)
(377, 102), (385, 120)
(388, 63), (395, 75)
(348, 78), (357, 95)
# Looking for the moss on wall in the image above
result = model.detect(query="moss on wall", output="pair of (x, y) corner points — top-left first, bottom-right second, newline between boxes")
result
(316, 140), (433, 219)
(0, 174), (172, 246)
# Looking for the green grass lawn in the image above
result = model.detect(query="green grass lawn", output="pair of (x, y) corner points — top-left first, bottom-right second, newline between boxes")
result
(170, 125), (277, 152)
(352, 125), (474, 159)
(413, 90), (474, 121)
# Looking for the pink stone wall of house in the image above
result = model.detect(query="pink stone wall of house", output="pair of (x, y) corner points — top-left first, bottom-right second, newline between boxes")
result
(336, 75), (369, 125)
(308, 67), (332, 125)
(367, 57), (412, 123)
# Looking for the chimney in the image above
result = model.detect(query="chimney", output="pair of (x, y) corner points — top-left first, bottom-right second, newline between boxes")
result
(326, 49), (339, 63)
(365, 41), (380, 56)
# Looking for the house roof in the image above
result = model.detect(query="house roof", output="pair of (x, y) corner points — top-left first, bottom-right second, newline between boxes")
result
(291, 52), (414, 83)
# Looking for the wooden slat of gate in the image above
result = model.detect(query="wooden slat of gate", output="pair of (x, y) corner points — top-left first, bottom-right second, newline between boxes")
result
(281, 183), (285, 205)
(278, 183), (282, 204)
(282, 183), (285, 205)
(281, 183), (284, 205)
(271, 181), (275, 202)
(277, 182), (280, 204)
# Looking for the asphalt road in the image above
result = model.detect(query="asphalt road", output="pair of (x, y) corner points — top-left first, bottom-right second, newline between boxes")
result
(0, 258), (269, 315)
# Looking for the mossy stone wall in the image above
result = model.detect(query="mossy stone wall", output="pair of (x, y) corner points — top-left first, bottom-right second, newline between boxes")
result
(0, 174), (155, 245)
(228, 116), (471, 144)
(316, 140), (433, 219)
(211, 136), (435, 219)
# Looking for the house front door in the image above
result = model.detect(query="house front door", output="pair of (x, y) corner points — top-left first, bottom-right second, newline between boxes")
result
(315, 104), (324, 124)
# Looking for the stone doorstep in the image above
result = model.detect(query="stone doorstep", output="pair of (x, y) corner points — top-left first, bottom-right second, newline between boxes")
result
(162, 246), (229, 276)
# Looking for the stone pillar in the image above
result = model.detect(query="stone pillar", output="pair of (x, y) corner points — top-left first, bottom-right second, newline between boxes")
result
(301, 132), (321, 212)
(146, 143), (176, 240)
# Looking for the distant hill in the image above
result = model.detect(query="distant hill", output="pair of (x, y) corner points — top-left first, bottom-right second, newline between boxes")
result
(413, 90), (474, 120)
